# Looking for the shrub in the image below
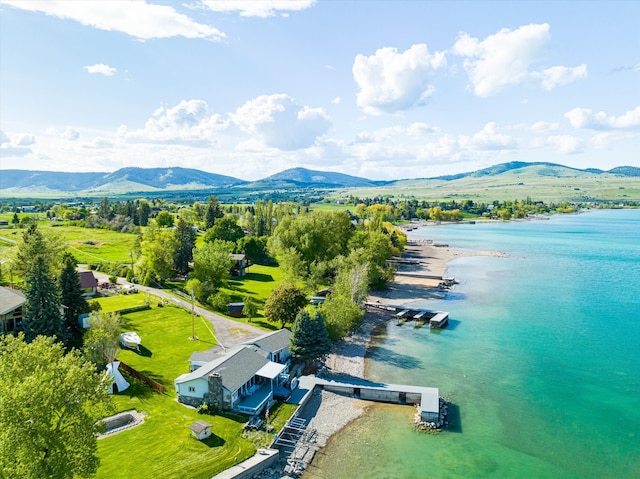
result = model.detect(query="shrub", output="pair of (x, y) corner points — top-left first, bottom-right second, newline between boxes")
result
(209, 291), (230, 313)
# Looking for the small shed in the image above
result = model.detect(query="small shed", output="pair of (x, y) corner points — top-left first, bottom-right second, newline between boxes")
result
(190, 420), (212, 440)
(227, 302), (244, 318)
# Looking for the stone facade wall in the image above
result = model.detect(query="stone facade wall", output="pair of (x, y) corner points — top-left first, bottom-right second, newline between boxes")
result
(178, 395), (203, 408)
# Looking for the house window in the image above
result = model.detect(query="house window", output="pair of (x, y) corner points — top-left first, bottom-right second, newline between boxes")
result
(188, 386), (195, 393)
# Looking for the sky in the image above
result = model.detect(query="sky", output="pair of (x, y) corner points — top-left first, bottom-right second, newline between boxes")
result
(0, 0), (638, 181)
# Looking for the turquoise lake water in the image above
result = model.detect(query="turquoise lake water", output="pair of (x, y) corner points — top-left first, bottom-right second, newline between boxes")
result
(307, 209), (640, 479)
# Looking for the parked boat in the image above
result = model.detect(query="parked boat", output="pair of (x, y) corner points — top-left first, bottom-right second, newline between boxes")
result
(120, 332), (141, 350)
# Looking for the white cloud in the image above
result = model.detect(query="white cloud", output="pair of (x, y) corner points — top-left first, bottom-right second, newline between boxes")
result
(62, 127), (80, 141)
(353, 44), (446, 114)
(546, 135), (584, 154)
(533, 65), (588, 90)
(118, 99), (229, 144)
(0, 129), (35, 157)
(565, 106), (640, 130)
(2, 0), (225, 41)
(84, 63), (117, 76)
(331, 97), (342, 105)
(530, 121), (560, 133)
(460, 122), (518, 150)
(200, 0), (316, 18)
(231, 94), (330, 150)
(453, 24), (586, 97)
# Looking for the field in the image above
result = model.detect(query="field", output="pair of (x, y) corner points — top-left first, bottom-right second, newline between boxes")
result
(338, 170), (640, 203)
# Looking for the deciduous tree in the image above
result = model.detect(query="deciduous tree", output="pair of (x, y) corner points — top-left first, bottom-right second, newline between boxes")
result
(264, 284), (308, 328)
(0, 334), (113, 479)
(83, 312), (122, 368)
(192, 240), (234, 293)
(204, 215), (245, 244)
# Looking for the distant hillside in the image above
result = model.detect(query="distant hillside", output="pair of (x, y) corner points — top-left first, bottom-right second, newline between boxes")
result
(242, 167), (382, 188)
(0, 162), (637, 199)
(607, 166), (640, 177)
(0, 167), (244, 193)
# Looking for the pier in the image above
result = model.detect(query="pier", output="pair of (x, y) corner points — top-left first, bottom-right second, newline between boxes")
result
(366, 302), (450, 329)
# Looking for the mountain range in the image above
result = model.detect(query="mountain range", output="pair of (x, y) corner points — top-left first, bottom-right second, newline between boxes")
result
(0, 162), (638, 195)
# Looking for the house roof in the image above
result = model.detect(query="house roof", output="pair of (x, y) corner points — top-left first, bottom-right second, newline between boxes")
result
(243, 329), (292, 354)
(78, 271), (98, 289)
(176, 345), (271, 393)
(190, 421), (212, 434)
(256, 361), (286, 380)
(230, 253), (246, 261)
(0, 286), (26, 316)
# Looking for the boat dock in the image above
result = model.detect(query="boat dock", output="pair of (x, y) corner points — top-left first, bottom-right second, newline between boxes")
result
(366, 302), (450, 329)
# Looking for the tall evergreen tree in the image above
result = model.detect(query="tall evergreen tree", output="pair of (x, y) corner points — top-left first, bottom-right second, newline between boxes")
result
(290, 310), (332, 364)
(174, 218), (197, 274)
(58, 253), (89, 325)
(23, 256), (67, 343)
(204, 195), (223, 229)
(137, 201), (151, 227)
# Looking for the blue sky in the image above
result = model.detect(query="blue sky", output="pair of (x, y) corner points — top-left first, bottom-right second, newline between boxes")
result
(1, 0), (638, 181)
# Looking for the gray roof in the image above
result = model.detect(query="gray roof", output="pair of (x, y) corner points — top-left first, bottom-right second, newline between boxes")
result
(0, 286), (25, 316)
(176, 345), (270, 393)
(189, 350), (219, 364)
(243, 329), (291, 354)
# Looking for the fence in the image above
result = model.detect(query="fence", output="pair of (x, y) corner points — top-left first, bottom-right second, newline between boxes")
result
(118, 361), (165, 394)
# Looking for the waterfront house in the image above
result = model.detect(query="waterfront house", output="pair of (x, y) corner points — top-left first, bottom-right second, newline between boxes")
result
(175, 345), (287, 415)
(176, 329), (292, 414)
(0, 286), (25, 333)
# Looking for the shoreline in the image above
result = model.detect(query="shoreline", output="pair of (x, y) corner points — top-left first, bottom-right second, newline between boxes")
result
(299, 238), (506, 472)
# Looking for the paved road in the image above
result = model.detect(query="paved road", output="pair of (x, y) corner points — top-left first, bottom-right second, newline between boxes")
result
(80, 268), (266, 351)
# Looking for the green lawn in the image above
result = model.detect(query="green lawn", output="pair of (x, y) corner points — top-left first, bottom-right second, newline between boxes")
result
(96, 304), (259, 479)
(90, 293), (157, 313)
(49, 225), (138, 264)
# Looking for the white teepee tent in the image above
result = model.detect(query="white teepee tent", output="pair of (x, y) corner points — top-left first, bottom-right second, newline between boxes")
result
(106, 361), (130, 394)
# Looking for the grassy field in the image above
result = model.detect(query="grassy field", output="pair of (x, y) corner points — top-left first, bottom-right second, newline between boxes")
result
(95, 304), (259, 479)
(1, 221), (138, 265)
(338, 171), (640, 203)
(90, 292), (158, 313)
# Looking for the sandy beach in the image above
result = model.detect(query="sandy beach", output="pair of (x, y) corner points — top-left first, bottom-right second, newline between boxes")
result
(302, 238), (507, 458)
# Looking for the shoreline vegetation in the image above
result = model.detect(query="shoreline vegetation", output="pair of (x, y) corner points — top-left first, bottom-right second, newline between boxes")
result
(299, 236), (507, 469)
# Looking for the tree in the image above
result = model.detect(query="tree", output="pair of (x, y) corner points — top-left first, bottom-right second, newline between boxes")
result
(11, 212), (19, 224)
(204, 195), (223, 229)
(98, 197), (112, 220)
(290, 310), (332, 365)
(0, 334), (113, 479)
(138, 225), (178, 285)
(320, 293), (365, 340)
(58, 253), (89, 325)
(192, 240), (234, 293)
(174, 218), (197, 274)
(23, 256), (67, 343)
(264, 284), (308, 328)
(137, 200), (151, 227)
(243, 296), (258, 322)
(11, 223), (65, 282)
(237, 236), (269, 265)
(204, 215), (245, 244)
(155, 210), (174, 228)
(83, 312), (122, 368)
